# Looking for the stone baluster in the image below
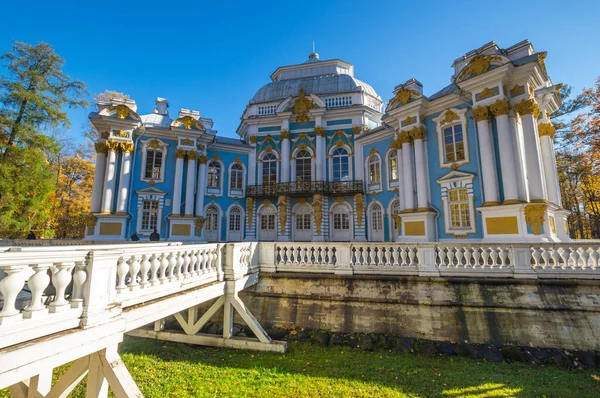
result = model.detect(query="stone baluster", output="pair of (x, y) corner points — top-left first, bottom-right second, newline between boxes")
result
(159, 253), (169, 283)
(49, 262), (74, 312)
(472, 106), (500, 205)
(0, 267), (25, 324)
(70, 260), (88, 308)
(139, 255), (150, 287)
(23, 264), (51, 317)
(127, 255), (141, 290)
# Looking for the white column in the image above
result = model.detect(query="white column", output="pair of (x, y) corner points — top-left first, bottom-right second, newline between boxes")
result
(354, 141), (364, 183)
(401, 133), (415, 211)
(248, 143), (257, 185)
(172, 150), (185, 216)
(412, 128), (429, 210)
(509, 111), (528, 201)
(280, 131), (290, 183)
(91, 144), (107, 213)
(100, 143), (118, 214)
(516, 99), (547, 202)
(185, 154), (196, 216)
(116, 147), (133, 213)
(539, 123), (561, 206)
(396, 146), (405, 210)
(473, 106), (499, 205)
(490, 100), (519, 204)
(195, 157), (207, 216)
(315, 129), (326, 181)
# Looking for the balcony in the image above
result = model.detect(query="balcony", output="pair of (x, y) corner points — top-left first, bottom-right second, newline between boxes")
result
(246, 180), (364, 198)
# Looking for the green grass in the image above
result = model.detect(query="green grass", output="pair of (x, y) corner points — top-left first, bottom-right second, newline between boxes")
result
(3, 336), (600, 397)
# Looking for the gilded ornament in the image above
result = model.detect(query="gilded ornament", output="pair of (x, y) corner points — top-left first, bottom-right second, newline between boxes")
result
(147, 180), (156, 185)
(509, 85), (525, 97)
(263, 199), (272, 206)
(120, 142), (134, 153)
(95, 142), (108, 154)
(354, 193), (364, 228)
(525, 204), (547, 235)
(249, 136), (258, 144)
(537, 123), (556, 139)
(489, 99), (511, 116)
(211, 153), (221, 160)
(537, 52), (548, 75)
(85, 214), (97, 235)
(314, 126), (326, 137)
(476, 87), (499, 101)
(197, 144), (205, 150)
(389, 89), (420, 108)
(115, 104), (132, 119)
(293, 88), (314, 123)
(440, 109), (460, 125)
(514, 98), (540, 118)
(472, 106), (490, 122)
(397, 131), (410, 144)
(105, 140), (120, 152)
(198, 155), (208, 164)
(195, 216), (206, 235)
(278, 196), (287, 235)
(312, 194), (323, 235)
(298, 142), (307, 150)
(265, 144), (273, 153)
(176, 116), (203, 130)
(233, 156), (242, 164)
(210, 194), (216, 199)
(351, 126), (363, 135)
(401, 116), (416, 127)
(298, 198), (307, 205)
(246, 198), (254, 228)
(180, 138), (194, 146)
(175, 148), (187, 159)
(457, 55), (501, 80)
(114, 129), (129, 138)
(280, 130), (291, 140)
(450, 163), (459, 170)
(148, 139), (164, 150)
(409, 126), (426, 141)
(390, 136), (403, 150)
(186, 150), (197, 159)
(334, 139), (345, 148)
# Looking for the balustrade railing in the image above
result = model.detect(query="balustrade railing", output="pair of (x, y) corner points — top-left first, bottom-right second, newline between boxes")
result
(324, 96), (353, 108)
(246, 180), (364, 198)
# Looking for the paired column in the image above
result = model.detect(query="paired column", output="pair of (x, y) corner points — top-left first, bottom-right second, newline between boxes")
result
(100, 141), (119, 214)
(490, 99), (519, 204)
(195, 155), (208, 216)
(248, 137), (257, 185)
(172, 149), (186, 216)
(280, 130), (290, 183)
(400, 132), (415, 211)
(472, 106), (500, 205)
(116, 142), (134, 213)
(410, 126), (429, 211)
(538, 121), (561, 206)
(395, 142), (405, 210)
(91, 143), (108, 213)
(315, 127), (326, 181)
(184, 152), (196, 216)
(515, 99), (547, 202)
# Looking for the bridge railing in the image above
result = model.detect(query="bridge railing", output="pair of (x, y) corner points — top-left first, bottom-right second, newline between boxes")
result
(0, 242), (257, 350)
(267, 242), (600, 279)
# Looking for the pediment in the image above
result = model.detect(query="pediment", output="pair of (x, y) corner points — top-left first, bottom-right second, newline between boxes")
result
(436, 170), (475, 184)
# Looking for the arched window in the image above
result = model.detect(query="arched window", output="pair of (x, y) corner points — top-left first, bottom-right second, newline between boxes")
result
(388, 149), (398, 182)
(207, 161), (221, 188)
(448, 188), (471, 229)
(229, 206), (242, 232)
(443, 124), (465, 163)
(295, 150), (312, 182)
(368, 155), (381, 185)
(332, 148), (349, 182)
(262, 153), (277, 186)
(370, 203), (383, 232)
(230, 163), (243, 191)
(206, 206), (219, 232)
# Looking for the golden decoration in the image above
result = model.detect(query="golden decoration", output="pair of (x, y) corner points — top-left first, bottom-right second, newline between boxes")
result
(198, 155), (208, 164)
(537, 52), (548, 75)
(114, 129), (129, 138)
(397, 131), (410, 144)
(525, 203), (547, 235)
(489, 99), (511, 116)
(440, 109), (460, 125)
(263, 199), (272, 206)
(368, 147), (378, 157)
(147, 180), (155, 185)
(180, 138), (194, 146)
(175, 116), (204, 130)
(265, 144), (273, 153)
(314, 126), (326, 137)
(298, 198), (307, 205)
(114, 104), (133, 119)
(85, 214), (97, 235)
(298, 142), (307, 150)
(388, 89), (420, 108)
(195, 216), (206, 235)
(175, 148), (188, 159)
(392, 215), (402, 235)
(280, 130), (291, 139)
(233, 156), (242, 164)
(100, 131), (109, 139)
(476, 87), (499, 101)
(312, 194), (323, 235)
(249, 136), (257, 144)
(354, 193), (364, 228)
(148, 139), (164, 150)
(186, 150), (197, 159)
(210, 194), (216, 199)
(538, 123), (556, 139)
(450, 163), (459, 170)
(293, 88), (313, 123)
(401, 116), (416, 127)
(351, 125), (363, 135)
(278, 196), (287, 235)
(120, 142), (134, 153)
(509, 85), (526, 97)
(211, 153), (221, 160)
(334, 139), (345, 148)
(514, 99), (540, 118)
(197, 143), (205, 150)
(95, 142), (108, 154)
(246, 198), (254, 228)
(105, 140), (120, 152)
(335, 197), (344, 203)
(457, 55), (502, 80)
(390, 136), (403, 150)
(409, 126), (426, 140)
(472, 106), (490, 122)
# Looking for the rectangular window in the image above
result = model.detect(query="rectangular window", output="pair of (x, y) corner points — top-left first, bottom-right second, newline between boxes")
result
(389, 157), (398, 181)
(296, 158), (312, 182)
(444, 125), (465, 164)
(296, 214), (311, 230)
(449, 188), (471, 229)
(229, 214), (241, 231)
(261, 215), (275, 230)
(333, 214), (350, 230)
(144, 150), (163, 180)
(141, 199), (159, 231)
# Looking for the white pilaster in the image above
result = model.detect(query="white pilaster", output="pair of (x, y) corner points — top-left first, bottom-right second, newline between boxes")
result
(354, 141), (364, 182)
(195, 159), (207, 216)
(185, 155), (196, 216)
(116, 149), (132, 214)
(248, 144), (257, 185)
(474, 107), (499, 205)
(91, 147), (107, 213)
(539, 125), (561, 206)
(519, 108), (547, 202)
(401, 138), (415, 211)
(172, 154), (185, 216)
(280, 133), (290, 183)
(315, 131), (326, 181)
(413, 136), (428, 210)
(100, 145), (118, 214)
(493, 109), (519, 203)
(396, 146), (405, 210)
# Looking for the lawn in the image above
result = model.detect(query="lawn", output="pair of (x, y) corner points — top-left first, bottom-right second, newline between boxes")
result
(3, 336), (600, 397)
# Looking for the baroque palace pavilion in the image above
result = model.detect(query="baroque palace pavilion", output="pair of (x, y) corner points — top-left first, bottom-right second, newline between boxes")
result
(86, 40), (567, 243)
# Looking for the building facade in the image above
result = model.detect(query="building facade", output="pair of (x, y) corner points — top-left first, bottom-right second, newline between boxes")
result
(87, 39), (568, 243)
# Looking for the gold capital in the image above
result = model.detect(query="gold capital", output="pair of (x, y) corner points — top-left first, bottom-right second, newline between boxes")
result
(398, 131), (411, 144)
(105, 140), (120, 152)
(120, 142), (134, 153)
(314, 126), (326, 137)
(409, 126), (426, 141)
(490, 99), (511, 116)
(352, 125), (363, 135)
(537, 123), (556, 139)
(472, 106), (490, 122)
(175, 148), (188, 159)
(95, 142), (108, 154)
(280, 130), (291, 140)
(515, 98), (540, 119)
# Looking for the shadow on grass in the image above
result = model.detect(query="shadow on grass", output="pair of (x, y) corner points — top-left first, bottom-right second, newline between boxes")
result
(117, 336), (600, 398)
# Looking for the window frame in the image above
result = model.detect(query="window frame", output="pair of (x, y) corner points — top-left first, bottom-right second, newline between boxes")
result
(386, 148), (399, 191)
(365, 152), (382, 192)
(292, 148), (315, 182)
(433, 108), (470, 169)
(206, 159), (224, 196)
(259, 152), (279, 186)
(228, 162), (246, 198)
(329, 146), (352, 182)
(140, 139), (168, 183)
(436, 171), (477, 237)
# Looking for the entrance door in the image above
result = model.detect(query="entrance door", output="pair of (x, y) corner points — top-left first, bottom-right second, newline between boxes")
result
(331, 203), (353, 241)
(369, 203), (384, 242)
(390, 199), (401, 241)
(259, 205), (277, 241)
(293, 203), (312, 241)
(228, 206), (243, 241)
(205, 205), (219, 242)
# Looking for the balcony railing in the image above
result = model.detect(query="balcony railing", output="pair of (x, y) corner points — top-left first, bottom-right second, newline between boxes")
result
(246, 180), (364, 198)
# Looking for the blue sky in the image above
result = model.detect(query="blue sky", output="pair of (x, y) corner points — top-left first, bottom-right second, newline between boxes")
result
(0, 0), (598, 142)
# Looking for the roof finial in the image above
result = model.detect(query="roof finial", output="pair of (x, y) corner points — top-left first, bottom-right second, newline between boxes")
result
(307, 41), (319, 63)
(312, 40), (315, 53)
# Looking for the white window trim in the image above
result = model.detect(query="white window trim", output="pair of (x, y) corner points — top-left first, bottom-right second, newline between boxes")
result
(328, 145), (353, 182)
(227, 162), (246, 198)
(225, 204), (245, 242)
(257, 151), (280, 185)
(433, 108), (470, 169)
(328, 200), (354, 241)
(367, 200), (385, 242)
(203, 202), (223, 242)
(290, 147), (316, 182)
(365, 153), (383, 193)
(385, 148), (399, 191)
(257, 203), (278, 241)
(135, 189), (166, 236)
(436, 171), (476, 236)
(140, 139), (169, 183)
(206, 159), (225, 197)
(291, 202), (313, 241)
(387, 198), (401, 241)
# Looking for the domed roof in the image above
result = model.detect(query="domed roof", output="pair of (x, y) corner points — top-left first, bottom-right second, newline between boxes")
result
(250, 74), (379, 104)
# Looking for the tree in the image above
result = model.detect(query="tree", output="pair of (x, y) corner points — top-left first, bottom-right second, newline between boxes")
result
(0, 41), (88, 237)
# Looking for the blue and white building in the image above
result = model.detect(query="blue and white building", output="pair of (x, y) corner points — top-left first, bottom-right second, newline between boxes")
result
(87, 40), (568, 243)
